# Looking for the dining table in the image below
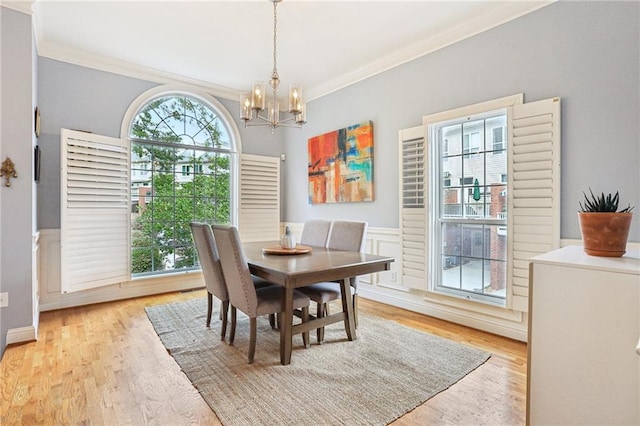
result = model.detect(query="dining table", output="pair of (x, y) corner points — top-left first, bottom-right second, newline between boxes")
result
(242, 241), (395, 365)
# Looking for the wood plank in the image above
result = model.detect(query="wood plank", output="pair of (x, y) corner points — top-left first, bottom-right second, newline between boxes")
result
(0, 290), (527, 425)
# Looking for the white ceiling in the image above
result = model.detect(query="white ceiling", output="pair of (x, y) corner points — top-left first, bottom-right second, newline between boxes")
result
(23, 0), (551, 101)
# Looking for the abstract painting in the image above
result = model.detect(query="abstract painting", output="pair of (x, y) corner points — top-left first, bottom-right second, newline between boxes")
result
(308, 121), (374, 204)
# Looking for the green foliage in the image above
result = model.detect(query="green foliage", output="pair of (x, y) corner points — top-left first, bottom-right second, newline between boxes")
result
(129, 95), (231, 275)
(579, 189), (635, 213)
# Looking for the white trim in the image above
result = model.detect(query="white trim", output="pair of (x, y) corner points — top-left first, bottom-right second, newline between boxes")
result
(424, 93), (524, 125)
(40, 275), (204, 312)
(358, 286), (527, 342)
(0, 1), (33, 15)
(39, 228), (206, 311)
(119, 84), (242, 153)
(423, 94), (524, 307)
(37, 41), (238, 101)
(32, 231), (40, 339)
(307, 3), (552, 101)
(31, 2), (553, 103)
(6, 326), (36, 345)
(284, 221), (526, 340)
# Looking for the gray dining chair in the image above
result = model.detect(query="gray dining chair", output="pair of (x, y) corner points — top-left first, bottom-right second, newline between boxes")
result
(190, 222), (230, 339)
(190, 222), (276, 339)
(300, 219), (332, 247)
(297, 220), (368, 343)
(212, 224), (311, 364)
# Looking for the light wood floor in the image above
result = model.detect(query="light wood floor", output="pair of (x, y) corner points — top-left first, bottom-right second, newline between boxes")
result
(0, 290), (527, 425)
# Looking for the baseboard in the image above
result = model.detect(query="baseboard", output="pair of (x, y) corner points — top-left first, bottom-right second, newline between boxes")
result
(6, 326), (37, 345)
(39, 279), (204, 312)
(359, 287), (528, 342)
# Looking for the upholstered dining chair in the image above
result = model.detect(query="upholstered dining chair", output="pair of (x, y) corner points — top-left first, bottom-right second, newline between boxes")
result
(190, 222), (276, 339)
(300, 219), (332, 247)
(212, 224), (311, 364)
(297, 220), (368, 343)
(190, 222), (230, 339)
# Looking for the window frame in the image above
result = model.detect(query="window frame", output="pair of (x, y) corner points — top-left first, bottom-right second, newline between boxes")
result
(423, 94), (523, 308)
(120, 86), (243, 279)
(430, 110), (508, 306)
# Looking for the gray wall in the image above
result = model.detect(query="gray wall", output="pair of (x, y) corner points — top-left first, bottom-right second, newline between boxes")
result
(37, 59), (157, 229)
(38, 2), (640, 240)
(282, 1), (640, 241)
(1, 7), (36, 357)
(37, 59), (283, 229)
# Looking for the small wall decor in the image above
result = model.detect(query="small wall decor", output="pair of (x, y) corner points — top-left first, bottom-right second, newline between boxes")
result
(0, 157), (18, 187)
(34, 107), (41, 138)
(34, 146), (41, 182)
(308, 121), (374, 204)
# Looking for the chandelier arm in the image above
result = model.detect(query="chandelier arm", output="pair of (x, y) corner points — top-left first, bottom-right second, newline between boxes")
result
(242, 0), (305, 131)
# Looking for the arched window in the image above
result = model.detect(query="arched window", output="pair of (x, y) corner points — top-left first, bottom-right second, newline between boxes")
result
(129, 94), (236, 276)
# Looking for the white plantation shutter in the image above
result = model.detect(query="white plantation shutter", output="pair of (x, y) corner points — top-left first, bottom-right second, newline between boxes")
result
(507, 97), (561, 311)
(61, 129), (130, 293)
(238, 154), (280, 242)
(399, 126), (428, 290)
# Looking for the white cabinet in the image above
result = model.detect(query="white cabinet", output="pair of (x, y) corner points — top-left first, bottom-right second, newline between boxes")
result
(528, 246), (640, 425)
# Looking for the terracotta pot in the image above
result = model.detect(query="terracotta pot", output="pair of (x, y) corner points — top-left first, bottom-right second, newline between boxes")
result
(577, 212), (633, 257)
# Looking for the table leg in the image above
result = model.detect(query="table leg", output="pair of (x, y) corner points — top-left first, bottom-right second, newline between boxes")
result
(280, 285), (294, 365)
(340, 278), (357, 341)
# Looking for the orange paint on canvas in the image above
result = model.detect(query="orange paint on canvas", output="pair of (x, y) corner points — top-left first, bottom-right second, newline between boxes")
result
(307, 121), (374, 204)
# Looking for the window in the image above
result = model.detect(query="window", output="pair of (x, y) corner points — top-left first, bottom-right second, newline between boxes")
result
(434, 110), (507, 305)
(129, 94), (234, 276)
(492, 126), (505, 152)
(463, 132), (481, 157)
(399, 95), (560, 312)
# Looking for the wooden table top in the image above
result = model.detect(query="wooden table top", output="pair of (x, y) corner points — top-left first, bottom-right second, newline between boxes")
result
(243, 241), (394, 288)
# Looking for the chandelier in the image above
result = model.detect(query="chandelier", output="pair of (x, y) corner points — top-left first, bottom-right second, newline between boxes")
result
(240, 0), (306, 132)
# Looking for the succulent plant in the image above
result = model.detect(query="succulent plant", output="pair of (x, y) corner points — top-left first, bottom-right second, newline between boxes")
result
(579, 189), (634, 213)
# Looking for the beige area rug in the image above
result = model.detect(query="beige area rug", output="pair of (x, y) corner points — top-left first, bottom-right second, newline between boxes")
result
(145, 298), (490, 426)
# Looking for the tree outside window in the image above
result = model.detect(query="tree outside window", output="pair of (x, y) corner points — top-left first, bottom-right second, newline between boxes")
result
(129, 95), (233, 275)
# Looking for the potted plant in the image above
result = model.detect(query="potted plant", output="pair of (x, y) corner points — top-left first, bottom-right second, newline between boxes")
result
(578, 189), (634, 257)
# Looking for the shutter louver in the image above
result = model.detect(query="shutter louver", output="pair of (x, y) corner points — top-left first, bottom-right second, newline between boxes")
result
(61, 129), (130, 293)
(399, 126), (428, 290)
(238, 154), (280, 242)
(508, 98), (561, 311)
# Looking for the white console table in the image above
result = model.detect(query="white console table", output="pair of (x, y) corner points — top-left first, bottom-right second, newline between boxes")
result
(527, 246), (640, 425)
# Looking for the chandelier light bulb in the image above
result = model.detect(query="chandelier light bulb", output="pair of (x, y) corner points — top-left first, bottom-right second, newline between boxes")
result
(239, 0), (307, 131)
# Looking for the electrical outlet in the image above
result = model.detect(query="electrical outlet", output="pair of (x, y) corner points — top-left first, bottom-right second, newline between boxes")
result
(391, 272), (397, 282)
(0, 292), (8, 308)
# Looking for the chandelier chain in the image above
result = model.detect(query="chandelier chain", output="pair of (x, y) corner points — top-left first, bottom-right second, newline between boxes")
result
(240, 0), (306, 131)
(272, 0), (278, 80)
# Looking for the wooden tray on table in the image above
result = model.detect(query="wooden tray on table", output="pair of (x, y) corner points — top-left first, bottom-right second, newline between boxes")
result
(262, 245), (313, 255)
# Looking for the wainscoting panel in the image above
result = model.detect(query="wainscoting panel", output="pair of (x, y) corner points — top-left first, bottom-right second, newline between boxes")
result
(284, 223), (528, 342)
(37, 226), (605, 341)
(38, 229), (205, 312)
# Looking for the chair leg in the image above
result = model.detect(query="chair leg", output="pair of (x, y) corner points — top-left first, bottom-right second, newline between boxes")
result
(220, 300), (229, 341)
(353, 293), (358, 329)
(269, 313), (276, 329)
(316, 303), (325, 344)
(229, 306), (237, 345)
(248, 317), (257, 364)
(302, 307), (310, 348)
(206, 292), (213, 327)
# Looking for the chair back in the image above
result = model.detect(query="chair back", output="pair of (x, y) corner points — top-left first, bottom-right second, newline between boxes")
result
(300, 219), (332, 247)
(190, 222), (228, 301)
(327, 220), (368, 252)
(212, 225), (258, 316)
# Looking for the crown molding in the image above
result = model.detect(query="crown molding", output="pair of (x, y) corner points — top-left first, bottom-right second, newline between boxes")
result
(33, 0), (554, 104)
(306, 1), (555, 102)
(37, 41), (241, 101)
(0, 1), (33, 15)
